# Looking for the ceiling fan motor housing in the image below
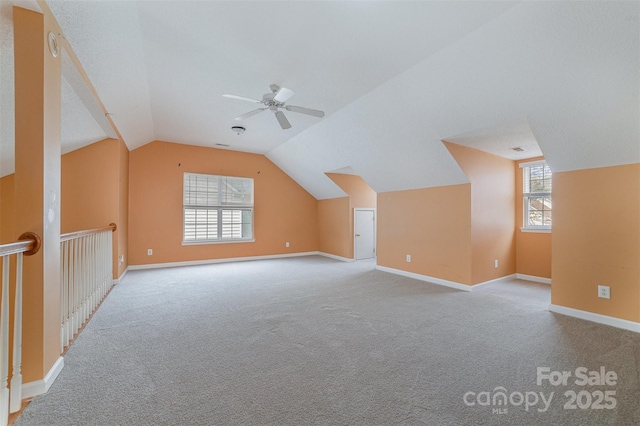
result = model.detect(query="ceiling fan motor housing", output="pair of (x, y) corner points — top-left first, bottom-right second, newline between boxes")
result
(223, 84), (324, 130)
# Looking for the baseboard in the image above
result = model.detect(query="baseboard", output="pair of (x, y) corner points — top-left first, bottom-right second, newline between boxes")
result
(471, 273), (517, 289)
(128, 251), (320, 270)
(113, 267), (129, 284)
(516, 273), (551, 285)
(22, 356), (64, 399)
(317, 252), (354, 262)
(549, 304), (640, 333)
(375, 265), (471, 292)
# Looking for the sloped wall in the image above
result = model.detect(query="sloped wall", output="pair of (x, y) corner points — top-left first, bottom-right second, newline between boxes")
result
(319, 173), (377, 259)
(128, 141), (318, 266)
(444, 142), (516, 284)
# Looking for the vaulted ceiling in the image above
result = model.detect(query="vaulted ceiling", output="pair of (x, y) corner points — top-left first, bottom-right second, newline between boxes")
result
(1, 1), (638, 199)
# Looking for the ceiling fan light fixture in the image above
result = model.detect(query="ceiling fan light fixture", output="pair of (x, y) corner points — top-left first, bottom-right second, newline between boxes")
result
(231, 126), (246, 135)
(223, 84), (325, 130)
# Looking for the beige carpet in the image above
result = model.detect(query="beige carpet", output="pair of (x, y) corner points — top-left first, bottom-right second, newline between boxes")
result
(16, 256), (640, 425)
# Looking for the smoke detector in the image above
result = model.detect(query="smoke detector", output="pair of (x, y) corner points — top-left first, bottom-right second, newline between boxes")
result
(231, 126), (246, 135)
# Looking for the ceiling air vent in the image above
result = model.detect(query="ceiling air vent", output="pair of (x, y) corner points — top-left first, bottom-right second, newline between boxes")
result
(511, 147), (525, 152)
(216, 143), (230, 147)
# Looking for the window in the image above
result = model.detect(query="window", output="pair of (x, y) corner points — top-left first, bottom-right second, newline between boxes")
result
(520, 160), (552, 230)
(183, 173), (254, 243)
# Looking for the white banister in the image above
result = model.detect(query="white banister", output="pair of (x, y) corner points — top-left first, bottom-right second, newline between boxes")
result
(9, 253), (23, 413)
(1, 256), (10, 426)
(0, 232), (40, 426)
(60, 224), (115, 354)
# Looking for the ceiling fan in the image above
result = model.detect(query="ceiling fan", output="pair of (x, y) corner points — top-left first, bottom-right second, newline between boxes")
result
(223, 84), (325, 130)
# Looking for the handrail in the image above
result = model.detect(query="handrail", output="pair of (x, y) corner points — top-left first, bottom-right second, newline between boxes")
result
(60, 223), (117, 243)
(0, 232), (41, 257)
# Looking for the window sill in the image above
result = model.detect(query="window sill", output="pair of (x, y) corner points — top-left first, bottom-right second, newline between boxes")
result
(520, 228), (551, 234)
(182, 239), (255, 246)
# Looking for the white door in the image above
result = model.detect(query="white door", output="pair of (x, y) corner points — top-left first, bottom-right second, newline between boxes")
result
(354, 209), (375, 260)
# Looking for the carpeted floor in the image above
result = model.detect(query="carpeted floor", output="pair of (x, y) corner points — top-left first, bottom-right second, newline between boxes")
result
(16, 256), (640, 425)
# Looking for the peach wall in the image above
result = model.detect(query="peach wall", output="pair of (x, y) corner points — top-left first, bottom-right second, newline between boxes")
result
(377, 184), (473, 284)
(317, 197), (351, 258)
(444, 142), (516, 284)
(61, 139), (119, 233)
(515, 157), (552, 278)
(118, 139), (129, 276)
(552, 163), (640, 323)
(1, 174), (15, 244)
(325, 173), (377, 209)
(61, 138), (126, 278)
(128, 141), (318, 265)
(322, 173), (377, 259)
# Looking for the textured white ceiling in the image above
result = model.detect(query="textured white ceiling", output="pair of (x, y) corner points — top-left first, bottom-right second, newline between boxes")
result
(0, 1), (16, 177)
(47, 0), (155, 147)
(1, 1), (638, 197)
(134, 1), (514, 153)
(444, 118), (543, 161)
(270, 1), (639, 197)
(1, 0), (109, 176)
(61, 73), (108, 155)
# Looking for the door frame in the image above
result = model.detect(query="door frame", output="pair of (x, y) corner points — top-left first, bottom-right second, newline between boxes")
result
(354, 208), (376, 260)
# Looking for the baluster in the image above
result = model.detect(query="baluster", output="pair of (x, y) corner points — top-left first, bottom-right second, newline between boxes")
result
(88, 234), (93, 316)
(92, 234), (97, 312)
(102, 232), (107, 299)
(99, 232), (104, 301)
(60, 241), (66, 352)
(82, 235), (88, 326)
(108, 231), (113, 289)
(73, 238), (80, 338)
(1, 257), (10, 426)
(10, 254), (23, 413)
(58, 226), (116, 354)
(66, 239), (74, 348)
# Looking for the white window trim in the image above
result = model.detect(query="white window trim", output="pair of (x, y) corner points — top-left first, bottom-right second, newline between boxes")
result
(519, 159), (547, 169)
(521, 161), (552, 231)
(520, 227), (551, 234)
(182, 238), (256, 246)
(183, 173), (254, 244)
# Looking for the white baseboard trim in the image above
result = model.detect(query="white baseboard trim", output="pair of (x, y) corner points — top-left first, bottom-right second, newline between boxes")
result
(549, 304), (640, 333)
(317, 252), (354, 262)
(375, 265), (471, 292)
(22, 356), (64, 399)
(471, 273), (517, 289)
(128, 251), (320, 271)
(113, 267), (129, 284)
(517, 273), (551, 285)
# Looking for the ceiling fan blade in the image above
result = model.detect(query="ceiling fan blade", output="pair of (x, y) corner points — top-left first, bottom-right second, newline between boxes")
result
(235, 108), (267, 121)
(274, 111), (292, 129)
(273, 87), (295, 103)
(285, 105), (325, 118)
(222, 94), (262, 103)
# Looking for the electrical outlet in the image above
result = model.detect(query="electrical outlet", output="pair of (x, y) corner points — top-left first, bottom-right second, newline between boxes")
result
(494, 259), (499, 269)
(406, 254), (411, 263)
(598, 285), (610, 299)
(286, 242), (290, 248)
(147, 249), (153, 256)
(118, 255), (124, 264)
